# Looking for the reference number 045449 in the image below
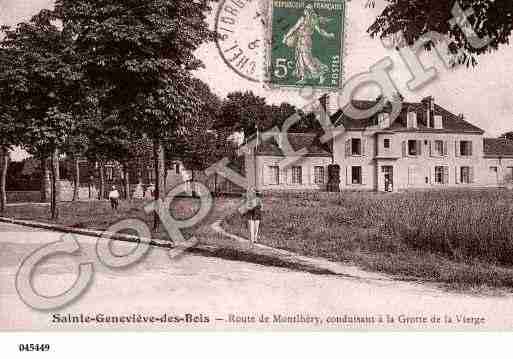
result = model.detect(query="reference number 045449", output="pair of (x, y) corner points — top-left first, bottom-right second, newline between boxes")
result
(18, 344), (51, 352)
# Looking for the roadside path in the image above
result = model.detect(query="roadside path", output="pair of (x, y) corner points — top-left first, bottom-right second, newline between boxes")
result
(2, 221), (513, 330)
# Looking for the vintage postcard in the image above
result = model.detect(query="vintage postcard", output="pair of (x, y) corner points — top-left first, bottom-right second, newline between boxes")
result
(2, 0), (513, 350)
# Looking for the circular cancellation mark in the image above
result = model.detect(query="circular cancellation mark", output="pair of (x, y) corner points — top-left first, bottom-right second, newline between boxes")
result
(215, 0), (264, 83)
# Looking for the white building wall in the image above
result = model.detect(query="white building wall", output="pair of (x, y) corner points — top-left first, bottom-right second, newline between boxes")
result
(393, 132), (484, 190)
(254, 131), (513, 192)
(253, 155), (332, 191)
(332, 129), (504, 191)
(332, 129), (380, 191)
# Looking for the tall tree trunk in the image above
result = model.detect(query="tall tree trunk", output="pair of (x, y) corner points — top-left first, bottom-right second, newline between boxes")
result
(153, 139), (165, 231)
(72, 155), (80, 202)
(214, 172), (218, 197)
(0, 147), (9, 213)
(124, 164), (130, 201)
(40, 157), (51, 203)
(191, 170), (195, 197)
(98, 160), (105, 200)
(50, 148), (60, 220)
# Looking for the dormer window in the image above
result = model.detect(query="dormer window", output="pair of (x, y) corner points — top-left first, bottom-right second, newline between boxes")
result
(378, 113), (390, 129)
(407, 112), (417, 128)
(434, 115), (443, 129)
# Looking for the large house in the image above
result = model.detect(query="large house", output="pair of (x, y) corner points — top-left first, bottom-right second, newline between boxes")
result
(248, 95), (513, 192)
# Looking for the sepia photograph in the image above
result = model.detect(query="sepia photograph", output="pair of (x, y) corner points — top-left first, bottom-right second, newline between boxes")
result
(1, 0), (513, 351)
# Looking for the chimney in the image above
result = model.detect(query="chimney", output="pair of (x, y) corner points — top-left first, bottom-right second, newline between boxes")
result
(422, 96), (434, 128)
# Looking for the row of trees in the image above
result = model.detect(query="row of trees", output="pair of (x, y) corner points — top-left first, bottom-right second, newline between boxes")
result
(0, 1), (222, 224)
(0, 1), (312, 223)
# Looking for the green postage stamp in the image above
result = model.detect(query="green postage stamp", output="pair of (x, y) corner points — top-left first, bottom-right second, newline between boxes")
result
(267, 0), (346, 89)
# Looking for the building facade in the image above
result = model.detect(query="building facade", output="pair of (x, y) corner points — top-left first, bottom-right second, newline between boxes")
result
(250, 96), (513, 192)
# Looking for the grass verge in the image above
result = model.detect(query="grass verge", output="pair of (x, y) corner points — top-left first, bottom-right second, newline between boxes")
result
(223, 189), (513, 291)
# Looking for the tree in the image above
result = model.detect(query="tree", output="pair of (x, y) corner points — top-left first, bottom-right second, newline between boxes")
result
(0, 49), (25, 212)
(171, 78), (227, 170)
(218, 91), (269, 137)
(61, 0), (218, 230)
(367, 0), (513, 66)
(1, 9), (84, 219)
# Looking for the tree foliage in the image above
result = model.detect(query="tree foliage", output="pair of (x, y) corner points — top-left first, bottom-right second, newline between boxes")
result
(0, 9), (86, 217)
(368, 0), (513, 66)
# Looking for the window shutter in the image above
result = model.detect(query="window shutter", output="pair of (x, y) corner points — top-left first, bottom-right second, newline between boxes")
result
(345, 139), (351, 157)
(346, 166), (350, 185)
(470, 167), (474, 183)
(281, 167), (287, 185)
(455, 166), (460, 184)
(402, 141), (407, 157)
(429, 141), (433, 157)
(362, 139), (366, 156)
(417, 140), (422, 156)
(455, 141), (460, 157)
(443, 166), (449, 185)
(444, 141), (448, 156)
(361, 166), (366, 185)
(469, 141), (473, 156)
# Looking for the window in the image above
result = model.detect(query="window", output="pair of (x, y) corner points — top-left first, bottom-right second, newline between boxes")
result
(408, 140), (420, 156)
(291, 166), (302, 184)
(434, 115), (443, 129)
(314, 166), (325, 184)
(378, 113), (390, 128)
(384, 139), (391, 149)
(460, 141), (473, 156)
(175, 163), (180, 174)
(352, 166), (362, 185)
(268, 166), (280, 185)
(507, 167), (513, 182)
(460, 166), (471, 184)
(490, 166), (498, 173)
(407, 112), (417, 128)
(408, 166), (416, 185)
(435, 166), (449, 184)
(148, 169), (155, 182)
(351, 138), (362, 156)
(434, 140), (444, 156)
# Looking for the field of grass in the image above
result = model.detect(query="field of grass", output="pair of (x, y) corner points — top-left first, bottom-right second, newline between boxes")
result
(1, 198), (221, 242)
(223, 189), (513, 290)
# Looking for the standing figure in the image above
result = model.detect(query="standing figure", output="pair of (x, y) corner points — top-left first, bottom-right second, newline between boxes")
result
(282, 4), (335, 85)
(109, 185), (120, 211)
(243, 187), (263, 245)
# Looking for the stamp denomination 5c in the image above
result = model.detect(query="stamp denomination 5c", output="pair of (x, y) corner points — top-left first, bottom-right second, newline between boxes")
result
(267, 0), (346, 89)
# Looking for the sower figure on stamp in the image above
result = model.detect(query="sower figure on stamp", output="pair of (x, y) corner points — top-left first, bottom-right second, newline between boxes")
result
(243, 187), (263, 245)
(108, 185), (120, 211)
(282, 3), (335, 85)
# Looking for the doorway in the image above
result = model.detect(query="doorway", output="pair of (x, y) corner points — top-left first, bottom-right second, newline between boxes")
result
(382, 166), (394, 192)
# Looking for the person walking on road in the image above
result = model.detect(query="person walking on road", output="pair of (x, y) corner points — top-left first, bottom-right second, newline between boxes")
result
(243, 187), (263, 245)
(109, 185), (120, 211)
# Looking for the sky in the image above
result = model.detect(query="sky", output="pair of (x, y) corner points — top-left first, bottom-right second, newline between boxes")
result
(2, 0), (513, 161)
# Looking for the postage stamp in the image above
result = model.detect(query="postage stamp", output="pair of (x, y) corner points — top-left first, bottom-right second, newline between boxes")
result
(267, 0), (346, 89)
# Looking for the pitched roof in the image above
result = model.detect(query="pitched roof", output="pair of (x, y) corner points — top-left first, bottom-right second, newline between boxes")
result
(332, 100), (484, 134)
(254, 132), (332, 157)
(484, 138), (513, 158)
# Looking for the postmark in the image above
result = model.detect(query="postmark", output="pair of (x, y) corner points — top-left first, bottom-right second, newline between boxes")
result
(215, 0), (266, 82)
(266, 0), (346, 89)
